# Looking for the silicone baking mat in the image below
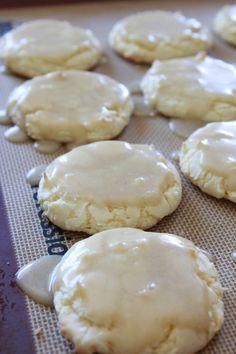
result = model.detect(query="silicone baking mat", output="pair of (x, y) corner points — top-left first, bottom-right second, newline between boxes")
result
(0, 1), (235, 353)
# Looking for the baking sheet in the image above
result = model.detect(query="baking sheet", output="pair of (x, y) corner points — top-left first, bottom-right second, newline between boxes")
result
(0, 1), (235, 353)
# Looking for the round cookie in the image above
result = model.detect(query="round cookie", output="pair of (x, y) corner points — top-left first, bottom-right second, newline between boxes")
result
(7, 70), (133, 146)
(38, 141), (182, 234)
(180, 121), (236, 202)
(109, 11), (212, 63)
(0, 19), (102, 77)
(141, 54), (236, 121)
(213, 5), (236, 46)
(52, 227), (224, 354)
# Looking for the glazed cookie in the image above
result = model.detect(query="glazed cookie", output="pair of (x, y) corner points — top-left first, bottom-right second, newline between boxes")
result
(6, 71), (133, 147)
(52, 227), (224, 354)
(109, 11), (212, 63)
(0, 19), (102, 77)
(38, 141), (182, 234)
(213, 5), (236, 45)
(180, 121), (236, 202)
(141, 54), (236, 121)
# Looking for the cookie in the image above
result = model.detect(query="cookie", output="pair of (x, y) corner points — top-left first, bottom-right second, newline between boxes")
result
(141, 53), (236, 121)
(213, 5), (236, 46)
(109, 11), (212, 63)
(7, 70), (133, 146)
(38, 141), (182, 234)
(0, 19), (102, 77)
(52, 227), (224, 354)
(180, 121), (236, 202)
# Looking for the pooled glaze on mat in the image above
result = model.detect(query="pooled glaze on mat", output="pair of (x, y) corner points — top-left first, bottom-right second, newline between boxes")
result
(0, 2), (236, 353)
(16, 255), (62, 307)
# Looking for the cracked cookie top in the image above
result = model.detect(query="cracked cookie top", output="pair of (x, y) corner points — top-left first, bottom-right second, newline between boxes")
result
(52, 227), (224, 354)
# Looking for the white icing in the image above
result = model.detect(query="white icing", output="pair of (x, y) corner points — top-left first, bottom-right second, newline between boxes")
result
(128, 81), (142, 95)
(200, 249), (216, 263)
(26, 164), (47, 186)
(4, 125), (29, 143)
(169, 119), (206, 139)
(7, 70), (132, 145)
(41, 141), (178, 206)
(0, 64), (9, 74)
(33, 140), (61, 154)
(231, 251), (236, 262)
(171, 151), (180, 162)
(133, 95), (156, 117)
(230, 6), (236, 21)
(1, 19), (100, 60)
(0, 110), (11, 125)
(142, 55), (236, 122)
(120, 11), (205, 42)
(191, 122), (236, 181)
(52, 228), (217, 352)
(16, 255), (62, 307)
